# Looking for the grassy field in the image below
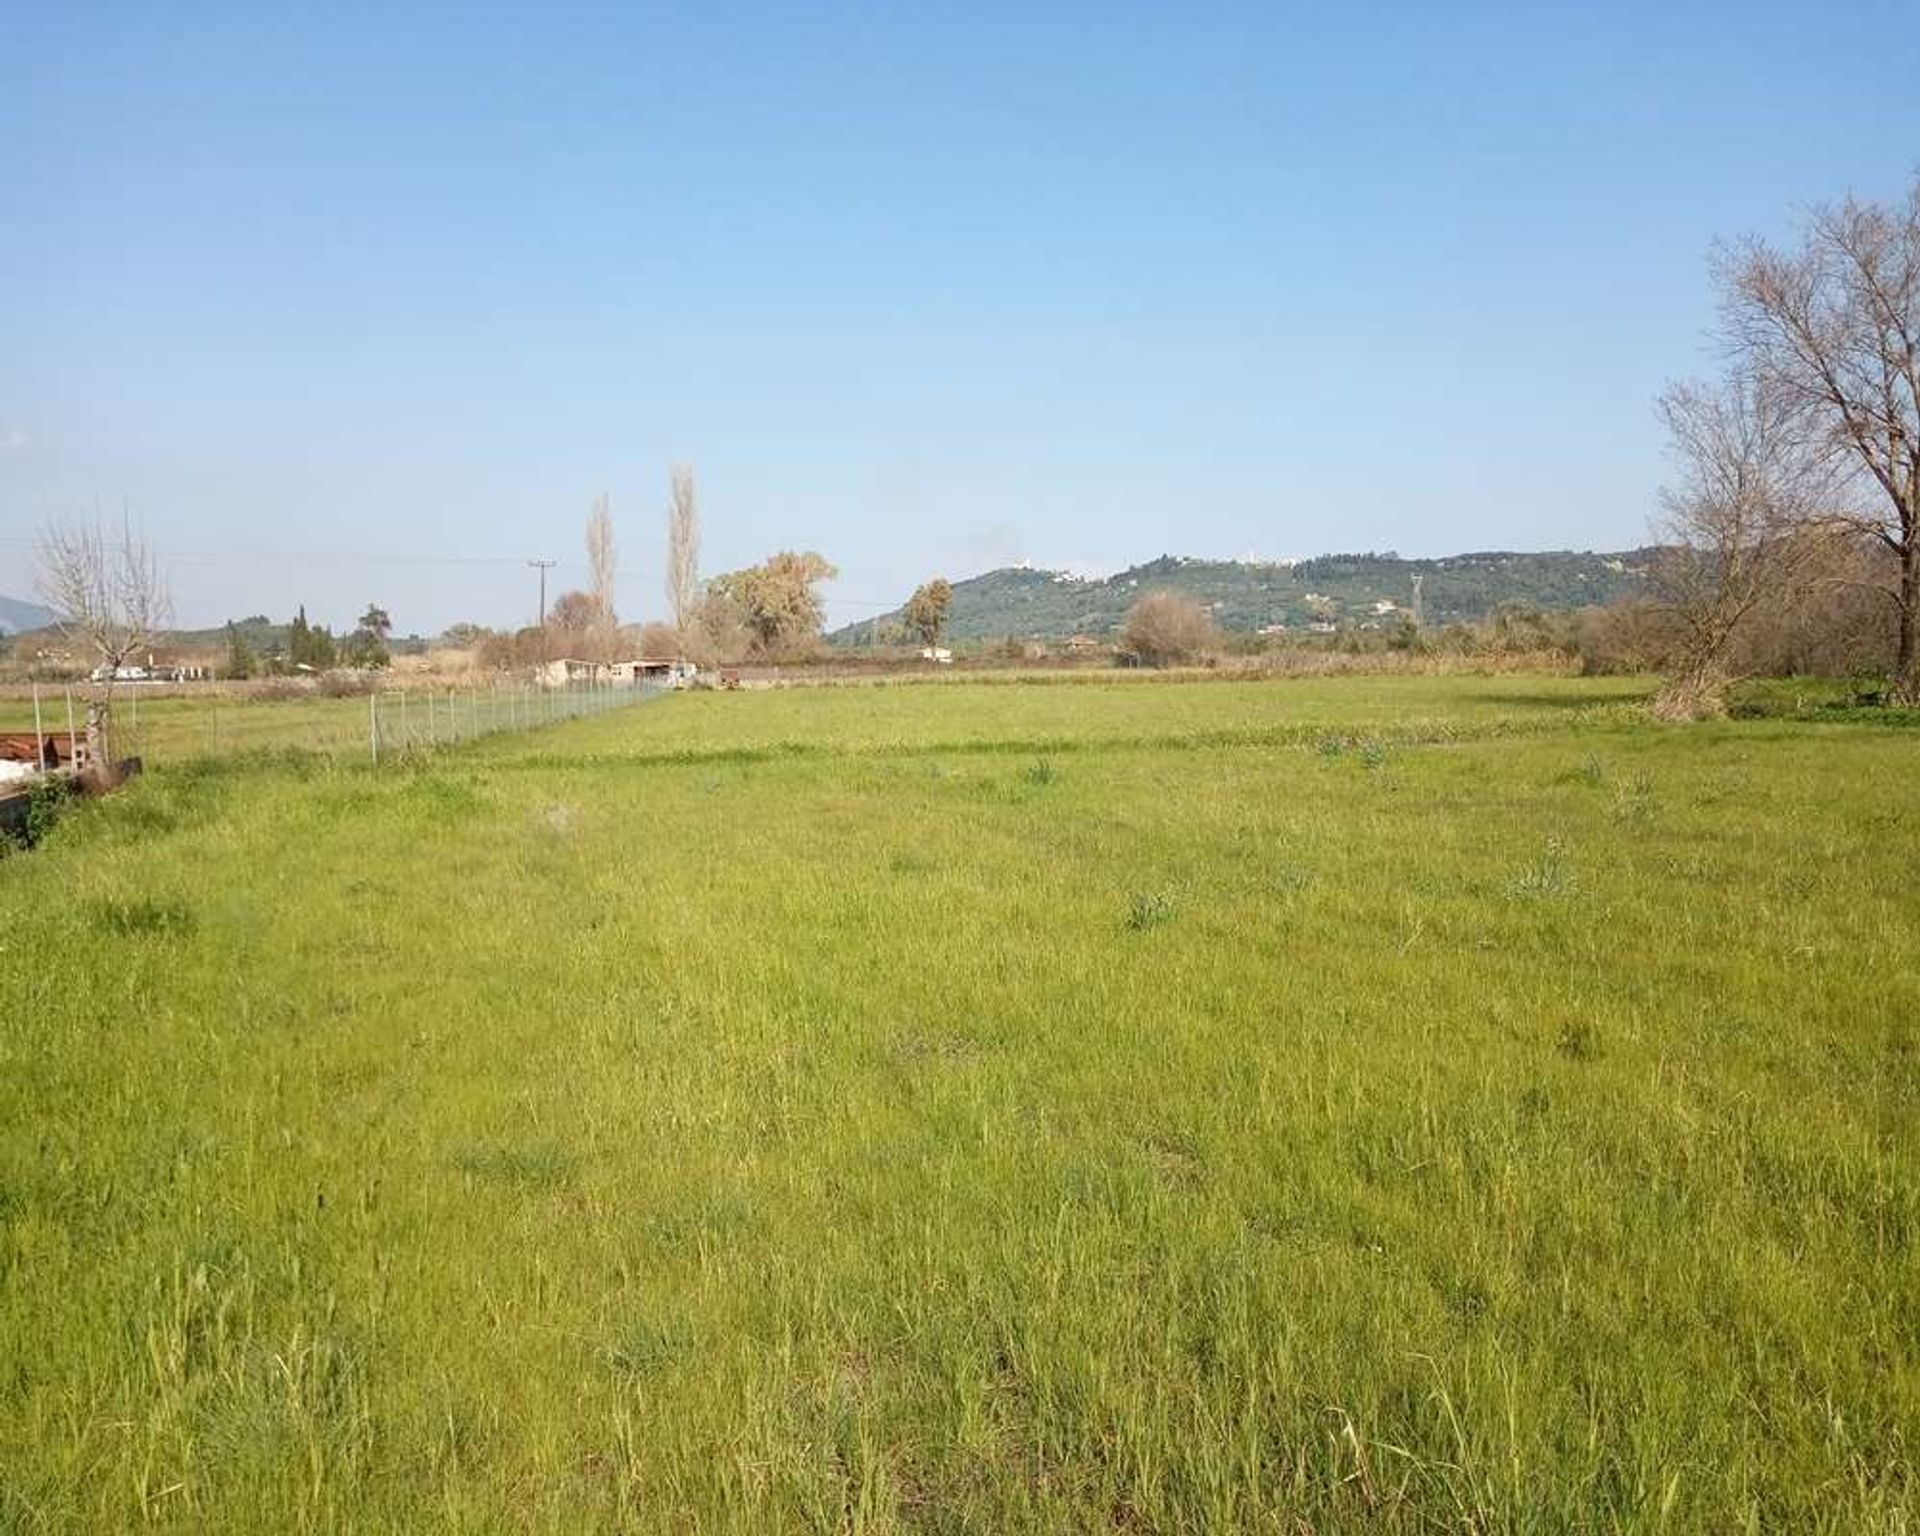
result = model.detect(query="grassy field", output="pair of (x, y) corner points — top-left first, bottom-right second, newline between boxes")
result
(0, 675), (1913, 1532)
(0, 681), (647, 763)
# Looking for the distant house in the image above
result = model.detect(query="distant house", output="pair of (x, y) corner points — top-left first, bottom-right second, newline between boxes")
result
(1064, 634), (1104, 655)
(98, 662), (211, 683)
(1370, 599), (1399, 616)
(537, 657), (607, 687)
(541, 657), (696, 689)
(919, 646), (953, 665)
(625, 659), (698, 688)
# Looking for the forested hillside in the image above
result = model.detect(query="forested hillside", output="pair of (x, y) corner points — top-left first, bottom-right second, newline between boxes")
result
(833, 549), (1654, 644)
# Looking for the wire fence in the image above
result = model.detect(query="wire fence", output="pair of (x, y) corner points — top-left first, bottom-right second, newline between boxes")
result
(365, 677), (665, 764)
(4, 677), (667, 770)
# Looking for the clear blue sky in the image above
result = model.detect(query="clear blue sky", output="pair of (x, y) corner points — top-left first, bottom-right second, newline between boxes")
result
(5, 1), (1916, 633)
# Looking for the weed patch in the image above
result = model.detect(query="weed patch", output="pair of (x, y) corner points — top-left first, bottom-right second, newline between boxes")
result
(1507, 837), (1577, 899)
(89, 895), (197, 938)
(1125, 891), (1177, 931)
(607, 1316), (692, 1379)
(453, 1141), (578, 1189)
(1556, 1019), (1602, 1061)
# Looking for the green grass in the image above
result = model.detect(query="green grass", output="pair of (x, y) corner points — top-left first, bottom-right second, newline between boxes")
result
(0, 681), (645, 763)
(0, 675), (1913, 1532)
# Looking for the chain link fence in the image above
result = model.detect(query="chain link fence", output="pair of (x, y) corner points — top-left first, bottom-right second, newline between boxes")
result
(365, 677), (663, 764)
(5, 677), (666, 770)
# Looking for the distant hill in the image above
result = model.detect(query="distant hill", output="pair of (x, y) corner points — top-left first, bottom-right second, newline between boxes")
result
(0, 595), (56, 635)
(831, 550), (1655, 646)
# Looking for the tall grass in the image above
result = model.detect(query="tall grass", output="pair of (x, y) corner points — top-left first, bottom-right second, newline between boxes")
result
(0, 677), (1912, 1531)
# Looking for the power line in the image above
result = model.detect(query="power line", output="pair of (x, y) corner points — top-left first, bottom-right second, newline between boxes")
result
(526, 558), (555, 627)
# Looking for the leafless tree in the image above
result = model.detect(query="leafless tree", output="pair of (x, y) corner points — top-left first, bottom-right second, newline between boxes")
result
(547, 589), (603, 639)
(666, 464), (700, 648)
(35, 514), (172, 763)
(635, 619), (680, 663)
(585, 492), (618, 662)
(1718, 174), (1920, 700)
(1648, 376), (1832, 718)
(1122, 591), (1218, 667)
(1747, 530), (1900, 676)
(682, 591), (751, 668)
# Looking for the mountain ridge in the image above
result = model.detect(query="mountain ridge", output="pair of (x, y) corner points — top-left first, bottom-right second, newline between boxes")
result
(831, 548), (1655, 645)
(0, 595), (57, 635)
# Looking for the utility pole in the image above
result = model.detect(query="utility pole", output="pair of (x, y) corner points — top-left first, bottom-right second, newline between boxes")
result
(527, 559), (556, 627)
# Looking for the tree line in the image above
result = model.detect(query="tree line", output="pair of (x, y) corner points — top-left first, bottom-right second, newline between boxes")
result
(221, 604), (394, 678)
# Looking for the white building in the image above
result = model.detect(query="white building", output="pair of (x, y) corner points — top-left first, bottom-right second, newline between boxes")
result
(538, 657), (697, 689)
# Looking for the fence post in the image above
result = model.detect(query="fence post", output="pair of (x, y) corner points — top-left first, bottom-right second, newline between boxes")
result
(369, 689), (379, 765)
(32, 681), (43, 746)
(65, 688), (77, 768)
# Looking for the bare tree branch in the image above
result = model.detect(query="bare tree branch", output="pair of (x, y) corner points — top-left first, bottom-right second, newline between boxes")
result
(1716, 174), (1920, 699)
(1648, 374), (1834, 716)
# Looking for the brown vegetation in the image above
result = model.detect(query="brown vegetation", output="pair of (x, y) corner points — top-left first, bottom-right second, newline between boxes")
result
(1122, 591), (1218, 666)
(707, 551), (838, 658)
(1716, 174), (1920, 701)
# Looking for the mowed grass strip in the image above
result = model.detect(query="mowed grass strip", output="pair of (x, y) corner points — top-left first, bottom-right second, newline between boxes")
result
(0, 679), (1913, 1532)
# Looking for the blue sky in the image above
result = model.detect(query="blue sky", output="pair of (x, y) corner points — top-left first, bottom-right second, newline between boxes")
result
(5, 2), (1917, 633)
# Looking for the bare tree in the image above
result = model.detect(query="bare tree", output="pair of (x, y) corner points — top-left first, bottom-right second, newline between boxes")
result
(586, 493), (618, 662)
(1648, 376), (1831, 718)
(635, 619), (680, 663)
(682, 591), (751, 668)
(36, 515), (171, 764)
(547, 589), (603, 639)
(1749, 530), (1902, 676)
(1122, 591), (1218, 667)
(1718, 175), (1920, 700)
(665, 464), (700, 648)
